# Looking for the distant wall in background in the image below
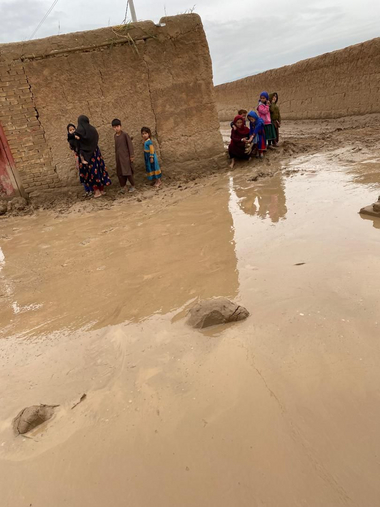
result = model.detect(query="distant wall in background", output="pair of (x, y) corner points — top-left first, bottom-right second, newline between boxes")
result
(215, 37), (380, 121)
(0, 14), (224, 195)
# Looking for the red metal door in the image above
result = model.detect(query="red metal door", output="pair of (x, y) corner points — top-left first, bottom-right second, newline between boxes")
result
(0, 123), (25, 199)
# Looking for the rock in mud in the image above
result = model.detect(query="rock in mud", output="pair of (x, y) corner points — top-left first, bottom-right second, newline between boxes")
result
(360, 197), (380, 217)
(0, 201), (7, 215)
(13, 404), (58, 435)
(187, 297), (249, 329)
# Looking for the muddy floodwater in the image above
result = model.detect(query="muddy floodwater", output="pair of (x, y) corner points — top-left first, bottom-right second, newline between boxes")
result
(1, 147), (380, 506)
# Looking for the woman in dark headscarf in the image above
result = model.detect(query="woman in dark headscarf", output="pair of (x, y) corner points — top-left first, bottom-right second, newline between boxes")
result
(75, 115), (111, 198)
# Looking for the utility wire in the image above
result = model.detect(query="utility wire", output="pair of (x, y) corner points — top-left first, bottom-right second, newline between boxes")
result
(29, 0), (60, 40)
(122, 0), (129, 24)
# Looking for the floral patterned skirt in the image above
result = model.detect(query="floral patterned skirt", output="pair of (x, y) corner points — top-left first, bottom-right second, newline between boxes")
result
(79, 147), (111, 190)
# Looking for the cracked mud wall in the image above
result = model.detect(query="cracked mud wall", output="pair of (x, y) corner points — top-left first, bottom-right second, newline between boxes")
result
(0, 61), (59, 193)
(215, 37), (380, 121)
(0, 14), (224, 194)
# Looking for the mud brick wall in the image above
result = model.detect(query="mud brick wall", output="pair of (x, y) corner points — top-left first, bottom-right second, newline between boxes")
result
(215, 37), (380, 121)
(0, 61), (60, 193)
(0, 14), (224, 195)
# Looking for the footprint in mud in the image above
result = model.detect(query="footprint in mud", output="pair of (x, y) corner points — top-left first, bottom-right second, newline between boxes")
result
(80, 238), (91, 246)
(101, 227), (115, 234)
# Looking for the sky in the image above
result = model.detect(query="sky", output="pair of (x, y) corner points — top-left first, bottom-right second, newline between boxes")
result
(1, 0), (379, 85)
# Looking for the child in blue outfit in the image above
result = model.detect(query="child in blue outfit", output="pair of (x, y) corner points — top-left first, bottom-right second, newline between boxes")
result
(141, 127), (161, 187)
(247, 111), (266, 159)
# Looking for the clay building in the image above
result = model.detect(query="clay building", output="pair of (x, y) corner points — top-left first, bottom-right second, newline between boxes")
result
(0, 14), (225, 197)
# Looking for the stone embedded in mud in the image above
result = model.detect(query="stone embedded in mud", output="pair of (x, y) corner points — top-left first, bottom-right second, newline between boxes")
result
(13, 404), (58, 435)
(0, 201), (7, 215)
(187, 297), (249, 329)
(360, 198), (380, 218)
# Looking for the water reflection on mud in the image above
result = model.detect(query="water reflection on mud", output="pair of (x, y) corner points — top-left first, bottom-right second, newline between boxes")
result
(1, 151), (380, 507)
(0, 183), (239, 337)
(233, 172), (287, 222)
(360, 213), (380, 229)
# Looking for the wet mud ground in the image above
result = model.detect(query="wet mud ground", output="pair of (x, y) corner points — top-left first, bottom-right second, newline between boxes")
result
(1, 117), (380, 506)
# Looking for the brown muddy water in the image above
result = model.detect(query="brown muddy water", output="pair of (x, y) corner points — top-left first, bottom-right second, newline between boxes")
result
(1, 149), (380, 507)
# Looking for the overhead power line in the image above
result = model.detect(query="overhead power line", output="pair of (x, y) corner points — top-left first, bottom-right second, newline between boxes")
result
(29, 0), (60, 40)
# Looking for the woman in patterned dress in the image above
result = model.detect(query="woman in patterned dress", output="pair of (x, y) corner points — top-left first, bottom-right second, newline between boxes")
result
(76, 115), (111, 198)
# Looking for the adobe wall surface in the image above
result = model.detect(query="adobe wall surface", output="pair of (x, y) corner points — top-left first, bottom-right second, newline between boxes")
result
(215, 38), (380, 121)
(0, 14), (224, 195)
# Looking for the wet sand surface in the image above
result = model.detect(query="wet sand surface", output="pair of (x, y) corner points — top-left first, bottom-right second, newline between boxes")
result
(1, 131), (380, 506)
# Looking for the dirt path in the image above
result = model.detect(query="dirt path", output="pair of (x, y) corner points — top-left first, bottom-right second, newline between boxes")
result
(1, 118), (380, 506)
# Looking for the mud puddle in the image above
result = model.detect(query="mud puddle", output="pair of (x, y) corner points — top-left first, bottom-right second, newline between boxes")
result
(1, 149), (380, 507)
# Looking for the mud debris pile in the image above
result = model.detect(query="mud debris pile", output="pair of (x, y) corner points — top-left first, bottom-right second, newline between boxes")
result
(13, 404), (58, 435)
(360, 196), (380, 218)
(0, 197), (27, 216)
(187, 297), (249, 329)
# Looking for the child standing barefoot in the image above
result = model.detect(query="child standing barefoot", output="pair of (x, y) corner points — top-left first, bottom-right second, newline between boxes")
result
(141, 127), (161, 187)
(269, 92), (281, 146)
(257, 91), (277, 148)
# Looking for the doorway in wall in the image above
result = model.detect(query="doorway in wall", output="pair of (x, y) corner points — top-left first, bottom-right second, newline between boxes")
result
(0, 123), (25, 199)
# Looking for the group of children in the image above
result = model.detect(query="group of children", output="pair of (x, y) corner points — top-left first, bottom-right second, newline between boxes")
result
(67, 116), (162, 198)
(66, 94), (280, 197)
(228, 91), (281, 169)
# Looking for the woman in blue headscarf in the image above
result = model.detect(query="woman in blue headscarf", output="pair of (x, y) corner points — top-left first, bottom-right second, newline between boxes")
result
(247, 111), (266, 159)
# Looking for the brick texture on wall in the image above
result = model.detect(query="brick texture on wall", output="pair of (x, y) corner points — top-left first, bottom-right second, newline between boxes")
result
(0, 14), (225, 195)
(215, 37), (380, 121)
(0, 61), (60, 193)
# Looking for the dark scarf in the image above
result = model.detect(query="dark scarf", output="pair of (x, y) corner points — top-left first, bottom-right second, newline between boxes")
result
(269, 92), (278, 104)
(76, 115), (99, 162)
(269, 93), (281, 121)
